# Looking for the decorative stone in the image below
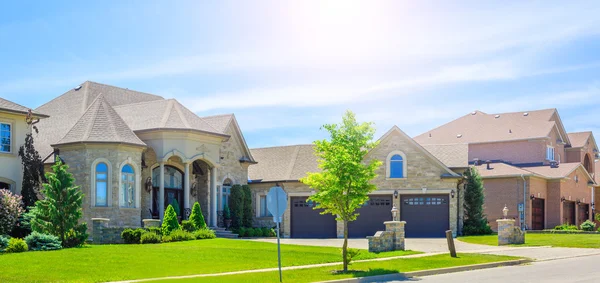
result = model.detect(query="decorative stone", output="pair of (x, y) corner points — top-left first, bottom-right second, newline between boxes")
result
(368, 221), (406, 252)
(142, 219), (160, 228)
(497, 219), (524, 245)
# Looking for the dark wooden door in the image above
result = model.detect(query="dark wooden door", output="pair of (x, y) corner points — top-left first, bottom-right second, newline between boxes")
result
(291, 197), (337, 238)
(401, 194), (449, 238)
(578, 204), (590, 226)
(563, 201), (576, 225)
(531, 198), (545, 230)
(348, 195), (393, 238)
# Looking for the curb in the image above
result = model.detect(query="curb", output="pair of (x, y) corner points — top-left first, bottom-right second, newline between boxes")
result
(317, 259), (531, 283)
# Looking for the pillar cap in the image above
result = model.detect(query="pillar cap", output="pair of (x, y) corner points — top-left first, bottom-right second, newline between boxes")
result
(91, 218), (110, 221)
(496, 219), (516, 223)
(384, 221), (406, 224)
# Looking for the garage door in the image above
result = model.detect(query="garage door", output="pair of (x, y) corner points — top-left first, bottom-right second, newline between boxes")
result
(348, 195), (393, 238)
(291, 197), (337, 238)
(400, 194), (449, 238)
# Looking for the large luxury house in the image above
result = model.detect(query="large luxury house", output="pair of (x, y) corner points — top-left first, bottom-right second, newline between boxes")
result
(1, 82), (598, 239)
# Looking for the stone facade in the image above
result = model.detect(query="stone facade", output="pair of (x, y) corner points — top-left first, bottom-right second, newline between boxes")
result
(91, 218), (134, 244)
(367, 221), (406, 252)
(497, 219), (525, 245)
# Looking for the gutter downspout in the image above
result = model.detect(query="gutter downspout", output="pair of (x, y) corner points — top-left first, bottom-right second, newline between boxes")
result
(521, 174), (527, 230)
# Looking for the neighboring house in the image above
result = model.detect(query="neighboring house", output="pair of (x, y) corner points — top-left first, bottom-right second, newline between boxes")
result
(0, 98), (48, 194)
(248, 126), (462, 238)
(34, 81), (255, 229)
(414, 109), (598, 231)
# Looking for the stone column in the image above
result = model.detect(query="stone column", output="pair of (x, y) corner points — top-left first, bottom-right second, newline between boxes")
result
(92, 218), (110, 244)
(497, 219), (515, 245)
(385, 221), (406, 251)
(184, 162), (190, 212)
(210, 166), (218, 227)
(159, 162), (165, 220)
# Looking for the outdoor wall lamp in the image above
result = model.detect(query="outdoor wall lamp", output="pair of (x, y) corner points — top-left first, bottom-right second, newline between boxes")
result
(450, 190), (455, 198)
(393, 190), (398, 199)
(391, 204), (399, 221)
(561, 196), (566, 202)
(577, 199), (581, 205)
(530, 194), (535, 200)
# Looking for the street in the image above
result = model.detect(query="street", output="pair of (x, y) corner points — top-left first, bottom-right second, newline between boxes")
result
(389, 254), (600, 283)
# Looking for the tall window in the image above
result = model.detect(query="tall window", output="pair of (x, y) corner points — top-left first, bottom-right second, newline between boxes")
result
(120, 165), (135, 208)
(0, 123), (10, 153)
(222, 179), (232, 209)
(390, 154), (404, 178)
(546, 146), (555, 161)
(260, 195), (273, 217)
(95, 163), (108, 206)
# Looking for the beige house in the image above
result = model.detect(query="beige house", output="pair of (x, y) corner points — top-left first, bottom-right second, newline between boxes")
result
(0, 98), (48, 193)
(248, 126), (462, 238)
(34, 81), (255, 229)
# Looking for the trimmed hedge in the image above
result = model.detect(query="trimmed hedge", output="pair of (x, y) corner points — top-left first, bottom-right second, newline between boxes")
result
(162, 229), (194, 243)
(181, 220), (196, 233)
(230, 185), (244, 229)
(6, 238), (28, 253)
(581, 220), (596, 231)
(194, 228), (216, 239)
(161, 205), (181, 235)
(189, 202), (207, 230)
(242, 185), (253, 228)
(140, 232), (161, 244)
(121, 228), (146, 244)
(24, 232), (62, 251)
(234, 227), (276, 238)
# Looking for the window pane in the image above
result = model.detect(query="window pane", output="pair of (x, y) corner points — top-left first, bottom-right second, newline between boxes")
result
(96, 181), (107, 206)
(260, 196), (266, 217)
(1, 145), (9, 152)
(96, 162), (107, 172)
(391, 154), (403, 161)
(122, 164), (134, 173)
(390, 160), (403, 178)
(96, 173), (107, 180)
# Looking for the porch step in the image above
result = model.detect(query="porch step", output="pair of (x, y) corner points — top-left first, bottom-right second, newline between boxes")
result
(211, 227), (239, 239)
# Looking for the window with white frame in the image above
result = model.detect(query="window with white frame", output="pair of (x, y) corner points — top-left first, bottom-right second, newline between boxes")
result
(0, 123), (11, 153)
(95, 162), (108, 206)
(221, 179), (232, 209)
(120, 164), (135, 208)
(259, 195), (273, 217)
(546, 146), (555, 161)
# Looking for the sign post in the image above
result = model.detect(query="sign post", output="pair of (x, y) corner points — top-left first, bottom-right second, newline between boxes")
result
(267, 186), (287, 283)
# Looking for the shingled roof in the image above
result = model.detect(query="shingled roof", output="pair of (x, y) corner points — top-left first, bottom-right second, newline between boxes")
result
(54, 94), (145, 147)
(0, 97), (48, 117)
(249, 145), (319, 182)
(567, 132), (594, 148)
(202, 114), (233, 134)
(421, 144), (469, 168)
(414, 109), (567, 145)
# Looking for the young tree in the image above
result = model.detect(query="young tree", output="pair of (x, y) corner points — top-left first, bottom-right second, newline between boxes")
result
(30, 159), (88, 245)
(242, 185), (253, 228)
(462, 167), (493, 235)
(300, 110), (381, 272)
(189, 202), (206, 230)
(161, 205), (180, 235)
(18, 120), (44, 208)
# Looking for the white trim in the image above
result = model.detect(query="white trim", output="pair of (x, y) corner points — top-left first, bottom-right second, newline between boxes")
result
(118, 159), (141, 208)
(386, 150), (407, 179)
(90, 158), (112, 207)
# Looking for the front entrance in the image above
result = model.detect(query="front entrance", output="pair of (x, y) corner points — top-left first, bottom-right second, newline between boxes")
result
(563, 201), (576, 225)
(348, 195), (393, 238)
(531, 198), (545, 230)
(578, 203), (590, 226)
(152, 165), (184, 219)
(400, 194), (449, 238)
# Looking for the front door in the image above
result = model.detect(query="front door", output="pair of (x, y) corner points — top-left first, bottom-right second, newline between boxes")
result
(151, 165), (185, 218)
(563, 201), (576, 225)
(578, 204), (590, 226)
(531, 198), (545, 230)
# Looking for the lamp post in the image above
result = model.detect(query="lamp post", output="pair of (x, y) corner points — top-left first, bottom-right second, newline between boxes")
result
(391, 204), (399, 221)
(503, 205), (509, 219)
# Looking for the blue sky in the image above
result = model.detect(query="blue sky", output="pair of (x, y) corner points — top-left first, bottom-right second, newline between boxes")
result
(1, 1), (600, 148)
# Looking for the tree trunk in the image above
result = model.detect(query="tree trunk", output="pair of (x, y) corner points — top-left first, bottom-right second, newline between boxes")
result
(343, 219), (348, 272)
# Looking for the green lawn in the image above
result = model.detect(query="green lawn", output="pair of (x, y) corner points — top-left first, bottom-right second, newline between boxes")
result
(459, 233), (600, 248)
(160, 253), (521, 283)
(0, 239), (419, 283)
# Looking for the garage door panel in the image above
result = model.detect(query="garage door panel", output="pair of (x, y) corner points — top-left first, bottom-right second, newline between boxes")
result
(348, 196), (393, 238)
(291, 197), (337, 238)
(401, 194), (449, 238)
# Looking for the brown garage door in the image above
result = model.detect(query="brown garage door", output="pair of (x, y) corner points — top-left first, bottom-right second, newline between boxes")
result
(531, 198), (545, 230)
(348, 195), (393, 238)
(291, 196), (337, 238)
(401, 194), (449, 238)
(563, 201), (576, 225)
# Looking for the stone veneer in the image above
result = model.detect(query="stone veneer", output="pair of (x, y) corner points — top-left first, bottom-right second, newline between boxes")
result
(367, 221), (406, 252)
(91, 218), (131, 244)
(497, 219), (525, 245)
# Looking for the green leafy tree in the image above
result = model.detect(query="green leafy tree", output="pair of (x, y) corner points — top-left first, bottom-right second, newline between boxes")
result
(161, 205), (180, 235)
(242, 185), (253, 228)
(229, 185), (244, 229)
(462, 167), (493, 235)
(30, 159), (88, 245)
(189, 202), (206, 229)
(18, 130), (44, 208)
(300, 110), (381, 272)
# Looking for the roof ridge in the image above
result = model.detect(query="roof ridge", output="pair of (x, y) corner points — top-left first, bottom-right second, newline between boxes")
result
(86, 81), (165, 100)
(201, 113), (234, 119)
(160, 100), (175, 128)
(172, 101), (191, 128)
(83, 96), (106, 140)
(568, 131), (593, 134)
(111, 98), (167, 108)
(284, 145), (301, 180)
(488, 108), (556, 116)
(251, 144), (315, 150)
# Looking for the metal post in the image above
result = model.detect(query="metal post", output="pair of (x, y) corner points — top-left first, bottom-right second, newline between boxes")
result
(276, 189), (282, 283)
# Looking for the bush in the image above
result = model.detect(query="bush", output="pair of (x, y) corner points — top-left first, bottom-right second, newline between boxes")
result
(189, 202), (206, 230)
(346, 248), (362, 265)
(246, 227), (256, 237)
(161, 205), (181, 235)
(230, 185), (244, 229)
(166, 229), (195, 242)
(262, 227), (276, 237)
(580, 220), (596, 231)
(0, 189), (25, 235)
(6, 238), (28, 253)
(235, 227), (246, 237)
(181, 220), (197, 233)
(147, 227), (162, 236)
(62, 223), (88, 248)
(242, 185), (253, 228)
(463, 224), (493, 236)
(0, 235), (9, 252)
(24, 232), (62, 251)
(10, 208), (35, 238)
(554, 223), (579, 231)
(194, 228), (216, 240)
(140, 232), (161, 244)
(121, 228), (146, 244)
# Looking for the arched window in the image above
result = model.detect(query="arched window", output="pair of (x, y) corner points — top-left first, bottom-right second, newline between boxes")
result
(95, 163), (108, 206)
(390, 154), (404, 178)
(120, 164), (135, 208)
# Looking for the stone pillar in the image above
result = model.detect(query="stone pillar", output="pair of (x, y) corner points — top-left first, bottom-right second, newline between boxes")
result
(385, 221), (406, 251)
(142, 219), (161, 228)
(92, 218), (110, 244)
(159, 162), (165, 220)
(184, 162), (190, 212)
(210, 166), (218, 227)
(497, 219), (518, 245)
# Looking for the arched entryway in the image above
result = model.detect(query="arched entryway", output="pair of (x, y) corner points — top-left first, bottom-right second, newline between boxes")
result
(152, 165), (184, 219)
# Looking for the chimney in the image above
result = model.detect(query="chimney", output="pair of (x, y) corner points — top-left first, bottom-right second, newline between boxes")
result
(486, 160), (492, 170)
(550, 160), (559, 168)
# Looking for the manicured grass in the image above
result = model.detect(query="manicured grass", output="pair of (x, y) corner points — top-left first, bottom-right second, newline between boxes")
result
(0, 239), (419, 282)
(459, 233), (600, 248)
(161, 253), (521, 283)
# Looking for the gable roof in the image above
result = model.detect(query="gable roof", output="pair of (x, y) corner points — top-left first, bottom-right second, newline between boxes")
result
(378, 126), (460, 177)
(414, 109), (565, 146)
(475, 161), (596, 184)
(522, 162), (590, 180)
(567, 131), (597, 150)
(475, 162), (534, 178)
(53, 94), (145, 147)
(0, 97), (48, 118)
(421, 144), (469, 168)
(249, 144), (317, 182)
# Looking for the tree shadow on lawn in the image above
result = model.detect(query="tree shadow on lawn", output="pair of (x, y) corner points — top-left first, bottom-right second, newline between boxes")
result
(329, 269), (421, 282)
